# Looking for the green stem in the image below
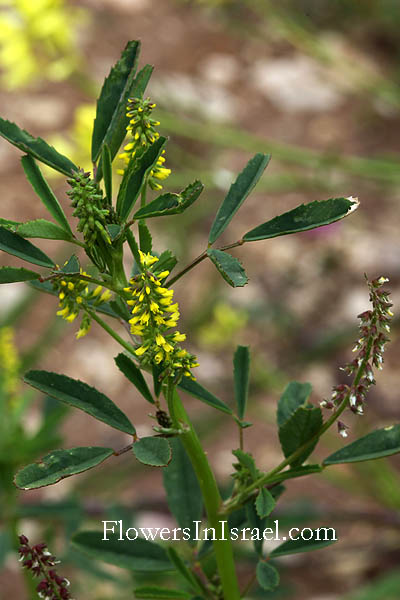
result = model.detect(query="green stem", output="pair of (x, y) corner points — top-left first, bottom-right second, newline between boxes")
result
(166, 382), (241, 600)
(167, 239), (244, 287)
(222, 335), (375, 515)
(87, 309), (137, 357)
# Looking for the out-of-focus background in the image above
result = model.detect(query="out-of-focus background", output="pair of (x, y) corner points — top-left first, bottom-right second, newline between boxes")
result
(1, 1), (400, 598)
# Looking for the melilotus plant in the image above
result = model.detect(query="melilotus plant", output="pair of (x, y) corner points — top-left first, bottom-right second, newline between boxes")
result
(0, 41), (398, 599)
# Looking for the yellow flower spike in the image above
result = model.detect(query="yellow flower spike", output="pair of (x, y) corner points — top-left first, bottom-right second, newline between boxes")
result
(156, 333), (166, 346)
(155, 350), (164, 364)
(57, 307), (69, 317)
(76, 325), (91, 339)
(100, 290), (112, 303)
(59, 292), (65, 300)
(131, 304), (141, 313)
(165, 303), (179, 313)
(67, 282), (74, 291)
(176, 350), (188, 358)
(66, 312), (78, 322)
(131, 325), (144, 335)
(157, 271), (170, 280)
(150, 301), (159, 313)
(93, 285), (103, 296)
(127, 300), (135, 306)
(76, 296), (83, 304)
(139, 292), (145, 302)
(145, 286), (151, 294)
(160, 297), (173, 306)
(61, 280), (67, 287)
(155, 315), (166, 325)
(129, 316), (141, 325)
(173, 332), (186, 342)
(162, 342), (174, 353)
(135, 345), (148, 356)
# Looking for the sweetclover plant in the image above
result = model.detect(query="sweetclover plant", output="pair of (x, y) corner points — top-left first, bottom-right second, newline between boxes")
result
(0, 41), (398, 600)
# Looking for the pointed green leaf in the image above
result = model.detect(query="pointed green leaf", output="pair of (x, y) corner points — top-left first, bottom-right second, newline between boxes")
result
(72, 531), (172, 572)
(134, 587), (191, 599)
(15, 447), (113, 489)
(153, 250), (177, 276)
(209, 153), (270, 244)
(114, 353), (154, 404)
(323, 425), (400, 465)
(166, 547), (201, 591)
(17, 219), (73, 241)
(0, 217), (20, 231)
(278, 405), (322, 467)
(91, 41), (141, 162)
(60, 254), (80, 274)
(21, 155), (72, 233)
(99, 63), (153, 166)
(102, 143), (113, 201)
(0, 117), (77, 175)
(207, 249), (248, 287)
(256, 561), (280, 591)
(277, 382), (313, 427)
(270, 528), (337, 557)
(133, 437), (171, 467)
(117, 137), (167, 220)
(255, 488), (276, 518)
(267, 464), (323, 485)
(24, 370), (135, 435)
(233, 345), (250, 420)
(243, 196), (359, 241)
(0, 226), (55, 268)
(178, 377), (233, 415)
(232, 449), (259, 480)
(139, 221), (153, 253)
(163, 438), (203, 542)
(0, 266), (40, 283)
(133, 181), (204, 219)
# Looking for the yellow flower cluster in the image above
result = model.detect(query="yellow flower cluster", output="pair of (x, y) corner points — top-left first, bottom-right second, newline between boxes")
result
(118, 98), (171, 190)
(0, 327), (20, 399)
(124, 251), (199, 381)
(53, 271), (112, 339)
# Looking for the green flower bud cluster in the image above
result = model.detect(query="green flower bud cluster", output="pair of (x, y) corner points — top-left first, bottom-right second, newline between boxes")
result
(67, 169), (114, 247)
(125, 251), (199, 383)
(53, 271), (112, 339)
(118, 97), (171, 190)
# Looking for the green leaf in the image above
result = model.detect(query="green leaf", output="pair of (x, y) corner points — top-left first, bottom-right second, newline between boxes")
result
(102, 143), (113, 202)
(133, 180), (204, 219)
(100, 62), (153, 167)
(178, 377), (233, 415)
(20, 155), (72, 233)
(163, 438), (203, 543)
(268, 464), (323, 485)
(91, 41), (141, 162)
(323, 425), (400, 465)
(17, 219), (73, 241)
(114, 353), (154, 405)
(117, 137), (167, 220)
(232, 449), (259, 480)
(14, 447), (113, 490)
(60, 254), (80, 274)
(24, 370), (135, 435)
(0, 117), (77, 175)
(153, 250), (177, 276)
(72, 531), (172, 572)
(270, 528), (337, 557)
(0, 226), (55, 268)
(243, 196), (359, 241)
(245, 500), (266, 556)
(134, 587), (190, 599)
(133, 437), (171, 467)
(209, 153), (270, 244)
(0, 217), (20, 231)
(256, 561), (280, 592)
(139, 221), (153, 253)
(207, 249), (248, 287)
(277, 382), (313, 427)
(255, 488), (276, 519)
(0, 266), (40, 283)
(233, 345), (250, 420)
(278, 405), (322, 467)
(166, 547), (201, 591)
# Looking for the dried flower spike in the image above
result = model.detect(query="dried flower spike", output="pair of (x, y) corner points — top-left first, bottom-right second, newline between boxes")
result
(18, 535), (73, 600)
(321, 275), (393, 425)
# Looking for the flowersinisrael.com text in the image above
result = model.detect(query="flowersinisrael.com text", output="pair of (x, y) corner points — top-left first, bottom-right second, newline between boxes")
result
(102, 520), (337, 543)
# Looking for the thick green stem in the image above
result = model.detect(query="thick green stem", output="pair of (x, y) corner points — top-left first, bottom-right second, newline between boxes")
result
(167, 383), (241, 600)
